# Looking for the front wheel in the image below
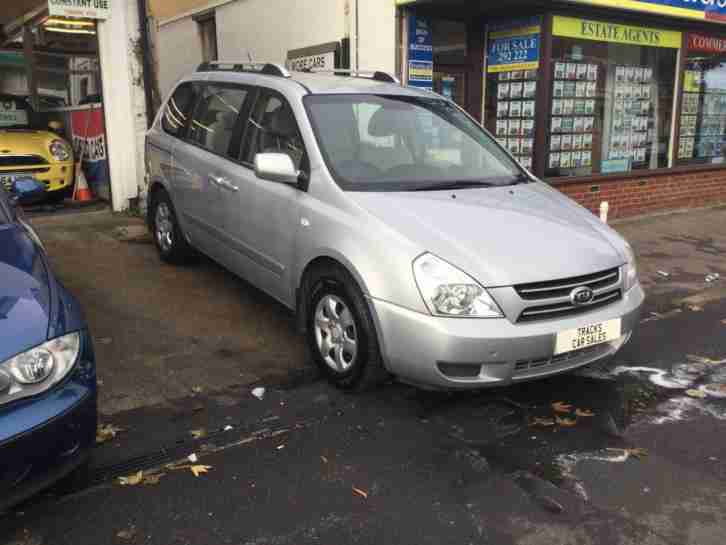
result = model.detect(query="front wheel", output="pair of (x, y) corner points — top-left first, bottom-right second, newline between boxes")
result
(304, 265), (388, 391)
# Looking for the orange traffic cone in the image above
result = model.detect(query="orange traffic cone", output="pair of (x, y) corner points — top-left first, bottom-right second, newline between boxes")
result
(72, 162), (93, 202)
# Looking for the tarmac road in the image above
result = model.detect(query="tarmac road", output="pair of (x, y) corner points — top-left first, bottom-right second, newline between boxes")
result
(3, 297), (726, 545)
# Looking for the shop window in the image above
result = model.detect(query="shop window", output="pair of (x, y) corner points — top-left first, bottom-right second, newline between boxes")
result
(677, 34), (726, 165)
(187, 84), (248, 157)
(545, 16), (678, 178)
(433, 20), (468, 65)
(161, 82), (196, 138)
(484, 16), (543, 172)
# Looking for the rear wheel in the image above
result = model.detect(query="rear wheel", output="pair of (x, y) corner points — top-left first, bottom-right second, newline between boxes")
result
(304, 264), (388, 391)
(150, 190), (195, 265)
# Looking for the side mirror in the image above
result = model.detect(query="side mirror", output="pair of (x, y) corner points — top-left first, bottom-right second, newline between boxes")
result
(48, 120), (63, 131)
(10, 176), (46, 206)
(253, 153), (300, 185)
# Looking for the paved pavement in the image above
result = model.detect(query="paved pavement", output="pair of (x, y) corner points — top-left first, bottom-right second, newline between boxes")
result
(2, 205), (725, 544)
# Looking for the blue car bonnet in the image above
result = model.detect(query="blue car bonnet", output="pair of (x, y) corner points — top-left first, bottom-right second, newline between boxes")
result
(0, 223), (52, 362)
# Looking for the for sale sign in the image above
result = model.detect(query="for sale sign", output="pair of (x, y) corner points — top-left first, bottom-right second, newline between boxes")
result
(48, 0), (110, 20)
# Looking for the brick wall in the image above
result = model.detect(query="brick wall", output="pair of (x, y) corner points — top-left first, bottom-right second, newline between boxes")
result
(552, 167), (726, 220)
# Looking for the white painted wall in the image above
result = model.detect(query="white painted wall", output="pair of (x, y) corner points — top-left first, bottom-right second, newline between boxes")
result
(216, 0), (347, 67)
(355, 0), (397, 73)
(156, 15), (203, 97)
(97, 0), (148, 211)
(155, 0), (398, 96)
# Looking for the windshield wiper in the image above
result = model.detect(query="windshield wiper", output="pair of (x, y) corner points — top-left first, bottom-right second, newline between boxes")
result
(408, 181), (496, 192)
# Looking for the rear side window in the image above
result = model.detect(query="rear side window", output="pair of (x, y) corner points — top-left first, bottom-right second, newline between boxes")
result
(187, 84), (249, 158)
(241, 91), (305, 170)
(161, 83), (196, 137)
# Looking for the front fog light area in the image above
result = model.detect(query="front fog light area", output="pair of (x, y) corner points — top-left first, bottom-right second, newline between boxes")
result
(413, 253), (504, 318)
(1, 332), (81, 404)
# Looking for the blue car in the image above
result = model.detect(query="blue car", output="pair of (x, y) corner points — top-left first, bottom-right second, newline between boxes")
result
(0, 178), (97, 511)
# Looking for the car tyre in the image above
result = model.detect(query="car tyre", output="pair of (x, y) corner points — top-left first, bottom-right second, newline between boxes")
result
(150, 189), (195, 265)
(304, 264), (388, 391)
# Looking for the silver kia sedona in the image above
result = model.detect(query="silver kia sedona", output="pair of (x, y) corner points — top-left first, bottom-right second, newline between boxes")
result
(146, 62), (644, 391)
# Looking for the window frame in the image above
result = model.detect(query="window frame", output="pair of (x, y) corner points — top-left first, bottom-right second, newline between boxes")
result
(161, 82), (198, 140)
(237, 87), (309, 174)
(174, 81), (257, 165)
(184, 82), (252, 158)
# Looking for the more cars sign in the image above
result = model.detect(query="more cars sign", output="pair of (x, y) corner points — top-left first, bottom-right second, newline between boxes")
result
(48, 0), (110, 20)
(287, 42), (339, 72)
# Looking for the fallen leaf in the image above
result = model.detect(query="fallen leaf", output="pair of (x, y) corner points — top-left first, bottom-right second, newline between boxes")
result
(142, 472), (166, 485)
(192, 386), (203, 394)
(575, 409), (595, 417)
(555, 416), (577, 427)
(352, 487), (368, 499)
(190, 429), (207, 439)
(96, 423), (124, 444)
(686, 389), (708, 399)
(552, 401), (573, 413)
(116, 527), (136, 540)
(687, 305), (704, 312)
(118, 471), (144, 486)
(320, 455), (328, 463)
(190, 465), (212, 477)
(626, 448), (648, 459)
(529, 417), (556, 427)
(276, 444), (285, 450)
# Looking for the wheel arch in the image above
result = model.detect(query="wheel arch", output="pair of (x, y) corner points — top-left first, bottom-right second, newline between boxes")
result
(295, 253), (391, 373)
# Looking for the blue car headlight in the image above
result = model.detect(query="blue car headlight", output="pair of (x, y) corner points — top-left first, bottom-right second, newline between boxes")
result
(0, 332), (80, 405)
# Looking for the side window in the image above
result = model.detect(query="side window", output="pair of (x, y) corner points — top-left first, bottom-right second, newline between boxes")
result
(187, 84), (249, 158)
(161, 83), (196, 138)
(242, 91), (306, 170)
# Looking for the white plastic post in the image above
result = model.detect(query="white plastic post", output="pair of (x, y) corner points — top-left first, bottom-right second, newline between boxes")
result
(600, 201), (610, 223)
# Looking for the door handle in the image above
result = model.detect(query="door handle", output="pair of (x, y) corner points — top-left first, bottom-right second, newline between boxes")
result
(208, 174), (239, 192)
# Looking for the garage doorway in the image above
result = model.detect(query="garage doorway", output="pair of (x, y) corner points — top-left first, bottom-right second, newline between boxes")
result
(1, 9), (111, 213)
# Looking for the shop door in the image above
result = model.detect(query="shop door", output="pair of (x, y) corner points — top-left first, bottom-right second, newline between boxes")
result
(434, 69), (467, 109)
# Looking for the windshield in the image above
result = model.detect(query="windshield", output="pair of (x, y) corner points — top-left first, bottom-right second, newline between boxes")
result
(304, 94), (524, 191)
(0, 96), (31, 130)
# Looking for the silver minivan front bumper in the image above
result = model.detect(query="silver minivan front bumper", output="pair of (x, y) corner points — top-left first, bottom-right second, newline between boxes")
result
(370, 284), (644, 390)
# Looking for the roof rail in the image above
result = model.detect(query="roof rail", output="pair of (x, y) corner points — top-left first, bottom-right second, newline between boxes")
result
(196, 61), (291, 78)
(299, 68), (400, 85)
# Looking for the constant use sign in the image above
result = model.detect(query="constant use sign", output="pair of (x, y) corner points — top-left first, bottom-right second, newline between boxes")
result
(48, 0), (110, 20)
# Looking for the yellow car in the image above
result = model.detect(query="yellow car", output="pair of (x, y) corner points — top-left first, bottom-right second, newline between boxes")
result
(0, 94), (74, 200)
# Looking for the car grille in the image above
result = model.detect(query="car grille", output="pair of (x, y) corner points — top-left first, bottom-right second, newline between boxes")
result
(514, 342), (613, 374)
(515, 267), (621, 323)
(0, 155), (49, 167)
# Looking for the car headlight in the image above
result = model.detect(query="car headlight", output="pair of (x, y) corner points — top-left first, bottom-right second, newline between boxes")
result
(623, 243), (639, 292)
(413, 253), (504, 318)
(49, 139), (71, 161)
(0, 332), (81, 405)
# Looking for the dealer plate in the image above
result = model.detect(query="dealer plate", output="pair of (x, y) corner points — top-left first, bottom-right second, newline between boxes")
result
(554, 318), (622, 356)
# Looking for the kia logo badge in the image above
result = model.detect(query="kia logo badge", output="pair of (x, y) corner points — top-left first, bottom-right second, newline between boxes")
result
(570, 286), (595, 306)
